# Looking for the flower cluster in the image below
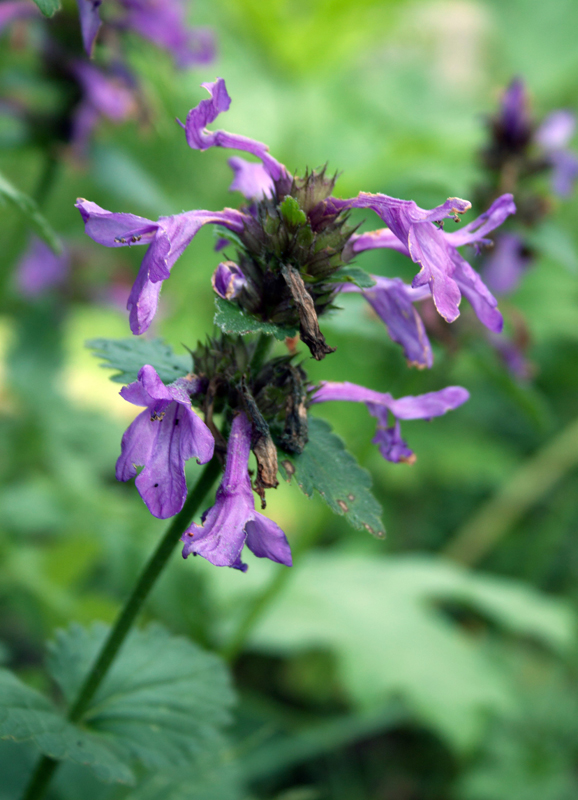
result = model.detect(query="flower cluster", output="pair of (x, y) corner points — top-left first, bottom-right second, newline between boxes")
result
(78, 78), (515, 572)
(0, 0), (213, 159)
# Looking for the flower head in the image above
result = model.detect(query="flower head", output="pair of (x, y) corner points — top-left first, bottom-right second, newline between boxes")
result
(311, 381), (469, 463)
(182, 412), (292, 571)
(116, 365), (214, 518)
(211, 261), (246, 300)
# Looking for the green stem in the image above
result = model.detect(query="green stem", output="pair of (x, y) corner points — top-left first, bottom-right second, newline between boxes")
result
(443, 415), (578, 566)
(249, 332), (274, 375)
(33, 153), (59, 210)
(21, 457), (221, 800)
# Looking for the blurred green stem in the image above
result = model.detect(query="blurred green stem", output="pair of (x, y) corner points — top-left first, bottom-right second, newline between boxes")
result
(443, 415), (578, 566)
(21, 457), (222, 800)
(250, 332), (274, 375)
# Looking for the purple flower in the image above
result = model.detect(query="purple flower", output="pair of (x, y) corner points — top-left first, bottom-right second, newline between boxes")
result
(498, 78), (532, 148)
(180, 78), (288, 182)
(15, 237), (70, 298)
(228, 156), (274, 200)
(211, 260), (246, 300)
(487, 332), (532, 381)
(483, 232), (532, 294)
(118, 0), (214, 68)
(536, 110), (578, 197)
(0, 1), (37, 31)
(76, 199), (248, 334)
(182, 412), (292, 571)
(70, 62), (137, 157)
(116, 365), (214, 518)
(340, 276), (432, 369)
(333, 193), (515, 332)
(311, 381), (469, 463)
(76, 0), (102, 56)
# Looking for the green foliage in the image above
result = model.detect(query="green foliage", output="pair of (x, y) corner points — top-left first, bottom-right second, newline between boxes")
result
(0, 624), (235, 785)
(279, 196), (307, 227)
(0, 171), (61, 252)
(31, 0), (61, 17)
(279, 417), (385, 538)
(246, 554), (574, 751)
(214, 297), (297, 340)
(86, 338), (191, 385)
(328, 266), (376, 289)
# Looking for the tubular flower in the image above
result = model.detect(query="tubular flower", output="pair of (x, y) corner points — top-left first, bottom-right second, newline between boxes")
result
(116, 365), (214, 518)
(75, 200), (248, 334)
(330, 193), (515, 331)
(311, 381), (469, 464)
(339, 276), (432, 369)
(182, 412), (292, 571)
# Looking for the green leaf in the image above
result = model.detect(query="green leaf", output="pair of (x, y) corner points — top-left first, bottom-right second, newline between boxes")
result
(279, 416), (385, 538)
(47, 623), (235, 772)
(31, 0), (61, 16)
(86, 338), (191, 384)
(0, 668), (134, 784)
(214, 297), (297, 341)
(329, 266), (376, 289)
(0, 171), (61, 252)
(245, 553), (575, 751)
(121, 754), (242, 800)
(279, 196), (307, 227)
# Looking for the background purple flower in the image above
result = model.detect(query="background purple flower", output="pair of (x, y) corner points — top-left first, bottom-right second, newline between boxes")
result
(15, 238), (70, 298)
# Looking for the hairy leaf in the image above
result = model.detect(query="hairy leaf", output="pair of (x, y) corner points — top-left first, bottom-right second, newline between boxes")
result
(246, 553), (574, 751)
(214, 297), (297, 341)
(0, 669), (133, 784)
(279, 416), (385, 538)
(0, 171), (61, 252)
(48, 623), (235, 771)
(329, 266), (376, 289)
(86, 338), (191, 385)
(32, 0), (61, 16)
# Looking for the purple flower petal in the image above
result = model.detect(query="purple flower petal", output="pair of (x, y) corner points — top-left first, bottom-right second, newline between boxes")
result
(211, 260), (246, 300)
(116, 365), (214, 518)
(499, 78), (531, 146)
(548, 149), (578, 197)
(15, 238), (70, 298)
(182, 412), (291, 570)
(76, 200), (248, 334)
(536, 110), (576, 150)
(72, 62), (136, 121)
(449, 250), (503, 333)
(483, 233), (532, 294)
(444, 194), (516, 248)
(180, 78), (288, 181)
(311, 381), (469, 464)
(228, 156), (274, 200)
(0, 1), (37, 32)
(76, 0), (102, 56)
(119, 0), (215, 68)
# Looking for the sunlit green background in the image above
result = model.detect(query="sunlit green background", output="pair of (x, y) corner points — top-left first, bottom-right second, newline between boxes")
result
(2, 0), (578, 797)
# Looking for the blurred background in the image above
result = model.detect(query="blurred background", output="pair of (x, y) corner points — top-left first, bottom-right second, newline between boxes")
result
(1, 0), (578, 798)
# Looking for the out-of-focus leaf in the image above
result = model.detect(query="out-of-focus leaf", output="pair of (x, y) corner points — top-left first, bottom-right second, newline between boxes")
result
(31, 0), (61, 17)
(92, 146), (172, 216)
(86, 338), (191, 384)
(0, 171), (61, 252)
(246, 554), (574, 751)
(279, 417), (385, 538)
(120, 753), (242, 800)
(329, 266), (376, 289)
(214, 297), (297, 340)
(47, 623), (235, 771)
(0, 668), (134, 784)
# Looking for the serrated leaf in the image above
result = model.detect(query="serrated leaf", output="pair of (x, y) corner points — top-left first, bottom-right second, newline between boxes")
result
(279, 196), (307, 227)
(47, 623), (235, 772)
(329, 266), (376, 289)
(247, 554), (575, 751)
(86, 338), (191, 385)
(279, 416), (385, 538)
(214, 297), (297, 341)
(0, 171), (61, 253)
(0, 668), (134, 784)
(31, 0), (61, 16)
(121, 754), (242, 800)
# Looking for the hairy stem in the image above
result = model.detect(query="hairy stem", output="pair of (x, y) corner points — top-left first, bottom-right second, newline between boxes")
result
(21, 457), (221, 800)
(443, 415), (578, 566)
